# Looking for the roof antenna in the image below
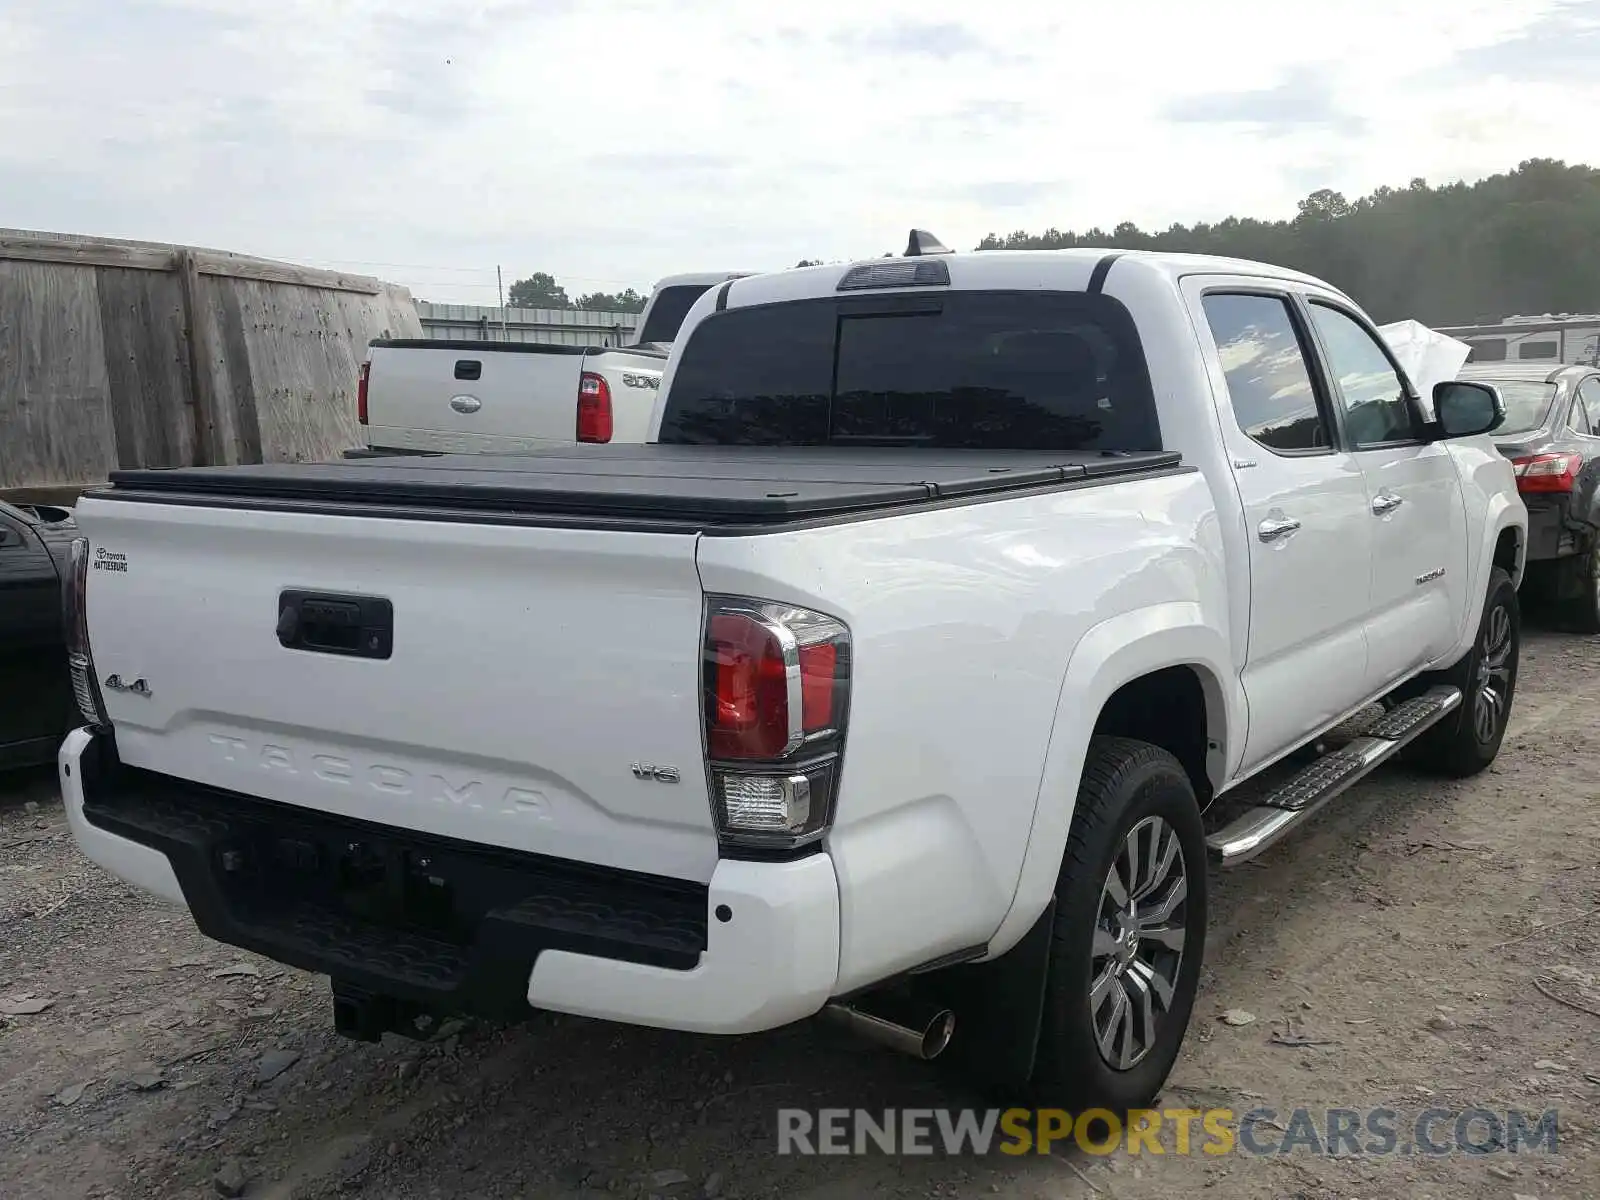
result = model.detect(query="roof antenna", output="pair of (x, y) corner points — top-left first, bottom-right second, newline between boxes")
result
(905, 229), (951, 257)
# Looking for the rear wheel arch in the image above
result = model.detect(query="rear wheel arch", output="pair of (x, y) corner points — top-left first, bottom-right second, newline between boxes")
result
(1092, 664), (1224, 807)
(948, 660), (1222, 1104)
(1029, 735), (1208, 1109)
(986, 610), (1236, 960)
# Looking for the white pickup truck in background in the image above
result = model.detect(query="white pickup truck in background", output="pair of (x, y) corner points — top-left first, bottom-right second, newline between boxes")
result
(357, 340), (668, 455)
(356, 272), (749, 456)
(61, 240), (1525, 1113)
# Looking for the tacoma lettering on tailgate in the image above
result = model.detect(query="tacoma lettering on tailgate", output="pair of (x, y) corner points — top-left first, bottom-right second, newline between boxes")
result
(206, 734), (551, 818)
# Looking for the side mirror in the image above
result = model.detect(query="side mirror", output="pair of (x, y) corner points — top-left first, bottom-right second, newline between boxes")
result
(1432, 380), (1505, 439)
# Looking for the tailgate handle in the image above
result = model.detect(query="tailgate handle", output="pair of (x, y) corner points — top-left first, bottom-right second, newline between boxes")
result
(278, 591), (393, 660)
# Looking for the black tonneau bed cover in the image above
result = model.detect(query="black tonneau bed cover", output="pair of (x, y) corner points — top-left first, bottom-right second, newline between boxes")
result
(103, 445), (1185, 531)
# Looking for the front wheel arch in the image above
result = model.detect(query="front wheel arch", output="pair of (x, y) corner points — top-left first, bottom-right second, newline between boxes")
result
(1403, 566), (1520, 777)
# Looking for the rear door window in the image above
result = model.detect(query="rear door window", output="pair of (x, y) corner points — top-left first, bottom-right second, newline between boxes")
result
(1201, 293), (1331, 454)
(658, 291), (1160, 451)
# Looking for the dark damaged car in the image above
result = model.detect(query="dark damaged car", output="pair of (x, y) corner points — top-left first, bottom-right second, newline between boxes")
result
(1459, 362), (1600, 629)
(0, 499), (78, 769)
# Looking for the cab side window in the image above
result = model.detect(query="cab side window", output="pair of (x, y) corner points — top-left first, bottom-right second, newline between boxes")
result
(1307, 302), (1418, 448)
(1201, 293), (1331, 454)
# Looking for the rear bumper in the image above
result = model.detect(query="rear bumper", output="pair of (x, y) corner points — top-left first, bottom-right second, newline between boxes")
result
(1523, 496), (1575, 561)
(1516, 492), (1593, 563)
(59, 728), (840, 1035)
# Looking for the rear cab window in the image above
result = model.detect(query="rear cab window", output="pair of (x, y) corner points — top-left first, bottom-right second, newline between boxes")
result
(657, 291), (1161, 451)
(637, 285), (717, 345)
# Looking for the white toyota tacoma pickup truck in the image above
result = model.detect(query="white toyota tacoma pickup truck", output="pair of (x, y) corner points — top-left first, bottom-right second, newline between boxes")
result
(357, 273), (749, 456)
(59, 238), (1526, 1111)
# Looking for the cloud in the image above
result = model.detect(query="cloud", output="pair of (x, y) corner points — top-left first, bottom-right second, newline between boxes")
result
(831, 20), (996, 60)
(0, 0), (1595, 301)
(1282, 156), (1360, 196)
(1450, 0), (1600, 80)
(588, 152), (744, 173)
(1165, 71), (1367, 137)
(945, 100), (1034, 135)
(953, 181), (1064, 208)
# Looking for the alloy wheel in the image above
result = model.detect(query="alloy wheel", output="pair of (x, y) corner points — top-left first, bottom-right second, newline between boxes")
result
(1089, 815), (1188, 1071)
(1473, 601), (1515, 745)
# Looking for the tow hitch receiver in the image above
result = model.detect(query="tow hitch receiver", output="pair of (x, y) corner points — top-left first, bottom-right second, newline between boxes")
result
(332, 981), (430, 1043)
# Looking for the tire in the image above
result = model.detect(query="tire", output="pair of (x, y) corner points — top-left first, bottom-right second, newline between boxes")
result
(1030, 736), (1207, 1114)
(1407, 566), (1520, 778)
(1563, 543), (1600, 634)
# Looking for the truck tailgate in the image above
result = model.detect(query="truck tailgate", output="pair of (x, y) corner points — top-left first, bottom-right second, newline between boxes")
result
(78, 498), (719, 884)
(365, 341), (588, 452)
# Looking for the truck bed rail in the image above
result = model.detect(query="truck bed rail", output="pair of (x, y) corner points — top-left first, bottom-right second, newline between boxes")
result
(102, 445), (1187, 533)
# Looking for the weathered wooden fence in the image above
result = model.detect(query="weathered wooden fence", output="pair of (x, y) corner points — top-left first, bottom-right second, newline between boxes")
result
(0, 229), (421, 494)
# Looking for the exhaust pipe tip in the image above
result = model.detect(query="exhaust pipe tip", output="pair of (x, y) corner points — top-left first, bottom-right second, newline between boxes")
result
(823, 997), (957, 1061)
(920, 1008), (956, 1059)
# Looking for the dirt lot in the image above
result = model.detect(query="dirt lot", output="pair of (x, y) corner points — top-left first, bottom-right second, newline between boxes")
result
(2, 623), (1597, 1200)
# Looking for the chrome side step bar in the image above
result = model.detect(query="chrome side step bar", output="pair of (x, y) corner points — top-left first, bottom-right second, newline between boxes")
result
(1207, 685), (1462, 868)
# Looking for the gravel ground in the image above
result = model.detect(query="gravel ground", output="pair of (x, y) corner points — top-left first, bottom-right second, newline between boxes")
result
(2, 622), (1596, 1200)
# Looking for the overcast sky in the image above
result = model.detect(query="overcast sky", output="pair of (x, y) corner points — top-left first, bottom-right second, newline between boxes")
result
(3, 0), (1597, 304)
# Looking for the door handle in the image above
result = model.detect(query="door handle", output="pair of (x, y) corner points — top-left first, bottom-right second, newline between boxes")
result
(1371, 492), (1404, 515)
(1258, 516), (1302, 543)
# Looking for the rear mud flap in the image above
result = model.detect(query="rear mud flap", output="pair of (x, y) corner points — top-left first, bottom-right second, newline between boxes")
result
(924, 898), (1054, 1101)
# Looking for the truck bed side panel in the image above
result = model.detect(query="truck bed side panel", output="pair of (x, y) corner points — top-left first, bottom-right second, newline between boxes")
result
(695, 469), (1229, 992)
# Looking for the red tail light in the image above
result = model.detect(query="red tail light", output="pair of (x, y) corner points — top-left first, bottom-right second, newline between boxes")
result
(708, 612), (792, 760)
(702, 598), (850, 848)
(357, 360), (370, 426)
(63, 537), (90, 657)
(577, 372), (613, 443)
(63, 537), (108, 728)
(799, 643), (838, 730)
(1510, 452), (1580, 493)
